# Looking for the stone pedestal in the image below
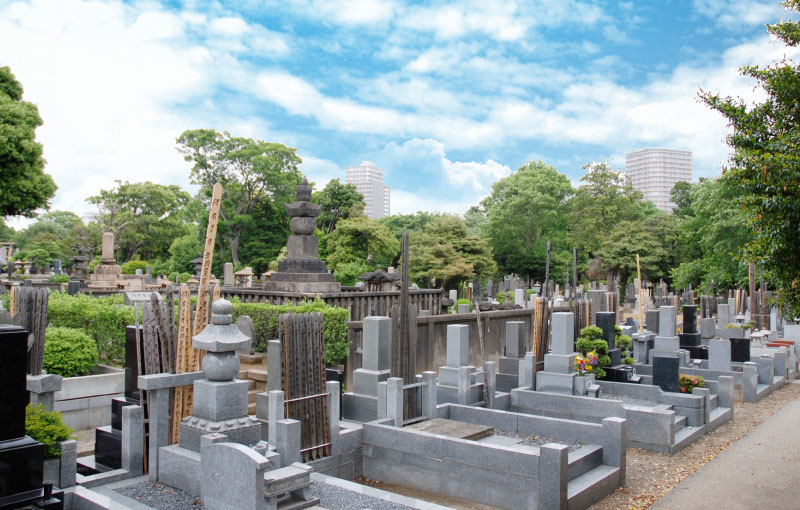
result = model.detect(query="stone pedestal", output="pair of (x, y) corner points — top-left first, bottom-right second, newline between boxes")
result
(497, 321), (526, 392)
(632, 332), (654, 364)
(343, 317), (392, 422)
(437, 325), (485, 405)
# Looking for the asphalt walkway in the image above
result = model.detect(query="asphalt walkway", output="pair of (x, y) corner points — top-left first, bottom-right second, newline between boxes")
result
(652, 381), (800, 509)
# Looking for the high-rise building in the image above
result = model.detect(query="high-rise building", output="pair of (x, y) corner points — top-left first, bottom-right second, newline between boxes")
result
(345, 161), (390, 219)
(625, 149), (692, 212)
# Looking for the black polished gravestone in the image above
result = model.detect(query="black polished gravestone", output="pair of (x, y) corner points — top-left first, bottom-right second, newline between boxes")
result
(679, 305), (707, 360)
(596, 312), (622, 367)
(653, 356), (680, 393)
(731, 337), (751, 362)
(0, 325), (45, 508)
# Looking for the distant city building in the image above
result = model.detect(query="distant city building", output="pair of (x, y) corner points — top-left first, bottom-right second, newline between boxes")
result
(345, 161), (390, 219)
(625, 149), (692, 212)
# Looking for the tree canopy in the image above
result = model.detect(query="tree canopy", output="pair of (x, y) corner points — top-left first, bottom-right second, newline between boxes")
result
(700, 0), (800, 316)
(177, 129), (302, 266)
(312, 179), (365, 234)
(0, 66), (56, 218)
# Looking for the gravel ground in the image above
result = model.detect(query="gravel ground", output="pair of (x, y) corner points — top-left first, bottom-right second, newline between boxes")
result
(116, 482), (202, 509)
(310, 483), (427, 510)
(493, 430), (586, 452)
(588, 380), (800, 509)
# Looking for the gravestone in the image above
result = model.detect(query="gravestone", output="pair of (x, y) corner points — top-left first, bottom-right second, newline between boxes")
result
(486, 279), (494, 298)
(717, 303), (730, 328)
(653, 356), (679, 393)
(52, 259), (62, 275)
(497, 321), (526, 392)
(587, 289), (606, 325)
(437, 324), (485, 405)
(649, 306), (682, 364)
(342, 316), (391, 422)
(514, 289), (525, 307)
(700, 318), (716, 339)
(223, 263), (234, 287)
(731, 337), (750, 362)
(0, 325), (44, 507)
(679, 305), (706, 360)
(535, 312), (588, 396)
(645, 309), (659, 334)
(631, 332), (655, 364)
(596, 311), (621, 366)
(708, 339), (731, 372)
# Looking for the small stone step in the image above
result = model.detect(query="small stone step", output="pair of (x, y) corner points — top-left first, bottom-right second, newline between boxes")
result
(670, 425), (705, 454)
(674, 414), (687, 431)
(567, 465), (620, 510)
(708, 406), (732, 431)
(248, 369), (267, 382)
(709, 393), (718, 409)
(568, 445), (603, 482)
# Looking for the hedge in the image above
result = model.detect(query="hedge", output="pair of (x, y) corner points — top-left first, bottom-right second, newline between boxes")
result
(47, 292), (133, 364)
(232, 299), (350, 366)
(43, 327), (99, 377)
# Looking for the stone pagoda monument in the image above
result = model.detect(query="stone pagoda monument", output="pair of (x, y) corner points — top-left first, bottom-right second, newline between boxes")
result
(88, 232), (123, 289)
(263, 177), (341, 294)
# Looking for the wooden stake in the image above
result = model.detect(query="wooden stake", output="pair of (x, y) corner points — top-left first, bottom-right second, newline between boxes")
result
(193, 183), (223, 360)
(171, 284), (192, 444)
(636, 254), (644, 333)
(749, 262), (756, 326)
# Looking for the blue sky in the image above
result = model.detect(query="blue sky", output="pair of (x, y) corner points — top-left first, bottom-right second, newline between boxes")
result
(0, 0), (795, 226)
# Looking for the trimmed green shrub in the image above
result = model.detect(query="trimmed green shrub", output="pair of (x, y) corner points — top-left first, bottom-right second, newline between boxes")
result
(616, 333), (632, 359)
(231, 299), (350, 366)
(453, 298), (473, 312)
(26, 404), (72, 458)
(121, 260), (149, 275)
(48, 292), (133, 364)
(576, 326), (609, 379)
(178, 272), (192, 283)
(49, 274), (69, 283)
(495, 291), (506, 303)
(43, 327), (99, 377)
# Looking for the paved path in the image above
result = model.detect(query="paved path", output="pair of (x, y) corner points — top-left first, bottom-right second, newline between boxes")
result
(652, 384), (800, 510)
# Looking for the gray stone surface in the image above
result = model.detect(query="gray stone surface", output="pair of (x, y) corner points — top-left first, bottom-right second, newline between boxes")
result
(122, 405), (144, 477)
(158, 444), (202, 495)
(700, 318), (716, 339)
(149, 387), (170, 481)
(718, 305), (730, 328)
(267, 340), (281, 392)
(268, 390), (284, 446)
(742, 362), (758, 403)
(646, 309), (660, 335)
(446, 324), (470, 368)
(601, 417), (627, 483)
(506, 321), (526, 358)
(456, 303), (471, 314)
(192, 379), (249, 421)
(538, 443), (568, 510)
(223, 262), (234, 286)
(363, 316), (392, 372)
(543, 353), (577, 374)
(59, 439), (77, 489)
(179, 416), (262, 452)
(632, 332), (654, 364)
(192, 300), (251, 353)
(757, 355), (774, 385)
(386, 377), (404, 426)
(275, 419), (301, 467)
(659, 306), (676, 337)
(201, 442), (269, 510)
(708, 339), (731, 372)
(551, 312), (574, 355)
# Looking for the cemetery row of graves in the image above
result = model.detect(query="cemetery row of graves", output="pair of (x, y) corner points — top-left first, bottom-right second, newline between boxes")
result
(0, 179), (797, 510)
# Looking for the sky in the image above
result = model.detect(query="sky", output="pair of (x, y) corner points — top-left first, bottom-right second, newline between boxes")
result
(1, 0), (796, 227)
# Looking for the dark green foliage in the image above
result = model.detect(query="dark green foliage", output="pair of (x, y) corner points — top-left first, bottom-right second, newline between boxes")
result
(312, 179), (365, 234)
(43, 327), (99, 377)
(333, 260), (374, 286)
(616, 334), (633, 359)
(0, 66), (57, 218)
(26, 404), (72, 458)
(231, 299), (350, 365)
(700, 1), (800, 317)
(453, 298), (473, 312)
(47, 293), (133, 364)
(495, 291), (506, 303)
(49, 274), (69, 283)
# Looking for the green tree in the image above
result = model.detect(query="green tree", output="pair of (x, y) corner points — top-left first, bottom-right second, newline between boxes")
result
(670, 181), (694, 217)
(0, 67), (57, 218)
(168, 226), (202, 274)
(326, 215), (399, 272)
(595, 219), (668, 296)
(410, 215), (496, 289)
(177, 129), (302, 266)
(482, 161), (573, 282)
(87, 181), (192, 262)
(312, 179), (365, 234)
(700, 0), (800, 316)
(13, 211), (83, 263)
(568, 162), (651, 276)
(377, 212), (437, 240)
(463, 206), (488, 237)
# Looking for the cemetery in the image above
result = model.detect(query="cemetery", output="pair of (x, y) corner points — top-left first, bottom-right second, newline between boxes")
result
(2, 176), (800, 510)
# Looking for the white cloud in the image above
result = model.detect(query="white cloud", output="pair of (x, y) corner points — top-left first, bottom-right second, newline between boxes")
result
(693, 0), (781, 28)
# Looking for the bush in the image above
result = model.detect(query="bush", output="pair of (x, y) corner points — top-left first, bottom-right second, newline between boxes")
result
(26, 404), (72, 458)
(231, 299), (350, 366)
(679, 374), (705, 394)
(43, 327), (99, 377)
(616, 334), (632, 359)
(576, 326), (609, 379)
(333, 260), (374, 286)
(48, 292), (134, 364)
(121, 260), (149, 275)
(178, 272), (192, 283)
(49, 274), (69, 283)
(495, 291), (506, 303)
(453, 298), (473, 312)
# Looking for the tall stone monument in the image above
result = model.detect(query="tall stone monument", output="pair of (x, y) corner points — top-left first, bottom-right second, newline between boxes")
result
(263, 178), (341, 294)
(88, 232), (123, 289)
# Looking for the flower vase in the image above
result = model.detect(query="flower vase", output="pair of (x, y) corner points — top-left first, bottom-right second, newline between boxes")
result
(573, 373), (595, 396)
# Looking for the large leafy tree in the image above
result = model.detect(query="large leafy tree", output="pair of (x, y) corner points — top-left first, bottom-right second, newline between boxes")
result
(326, 214), (399, 272)
(595, 218), (668, 295)
(0, 66), (56, 218)
(482, 161), (573, 283)
(410, 215), (496, 289)
(700, 0), (800, 317)
(87, 181), (192, 262)
(177, 129), (302, 266)
(670, 178), (753, 292)
(13, 211), (84, 264)
(312, 179), (365, 234)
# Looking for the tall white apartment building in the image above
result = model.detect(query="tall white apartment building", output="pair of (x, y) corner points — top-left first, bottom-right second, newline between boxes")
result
(345, 161), (390, 219)
(625, 149), (692, 212)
